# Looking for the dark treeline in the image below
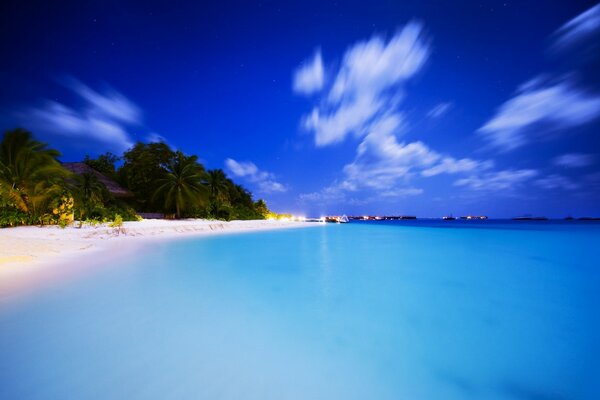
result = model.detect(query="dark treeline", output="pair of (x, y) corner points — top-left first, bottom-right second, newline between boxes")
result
(0, 128), (273, 227)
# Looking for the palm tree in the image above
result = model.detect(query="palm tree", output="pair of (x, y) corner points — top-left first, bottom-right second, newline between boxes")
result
(153, 151), (207, 218)
(205, 169), (232, 218)
(74, 172), (109, 220)
(0, 128), (70, 217)
(206, 169), (230, 202)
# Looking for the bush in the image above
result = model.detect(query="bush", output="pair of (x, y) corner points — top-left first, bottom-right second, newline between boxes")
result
(109, 214), (123, 228)
(0, 207), (31, 227)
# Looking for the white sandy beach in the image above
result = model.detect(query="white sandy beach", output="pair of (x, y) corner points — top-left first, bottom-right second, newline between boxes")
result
(0, 219), (317, 293)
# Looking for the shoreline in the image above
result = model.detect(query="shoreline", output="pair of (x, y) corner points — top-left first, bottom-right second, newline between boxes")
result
(0, 219), (319, 296)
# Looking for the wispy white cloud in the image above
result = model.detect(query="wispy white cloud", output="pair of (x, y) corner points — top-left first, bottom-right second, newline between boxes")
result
(454, 169), (538, 191)
(551, 3), (600, 51)
(303, 93), (384, 146)
(535, 174), (580, 190)
(19, 78), (142, 152)
(300, 114), (491, 203)
(379, 187), (424, 197)
(27, 101), (134, 151)
(328, 22), (429, 104)
(298, 180), (423, 205)
(292, 50), (325, 95)
(344, 136), (489, 192)
(300, 21), (429, 147)
(64, 78), (141, 124)
(427, 102), (452, 119)
(421, 157), (493, 177)
(348, 115), (489, 186)
(146, 132), (169, 143)
(553, 153), (595, 168)
(298, 184), (348, 203)
(478, 76), (600, 150)
(225, 158), (287, 193)
(295, 23), (494, 203)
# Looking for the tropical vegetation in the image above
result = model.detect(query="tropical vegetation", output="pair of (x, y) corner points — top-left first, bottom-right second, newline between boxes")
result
(0, 128), (275, 227)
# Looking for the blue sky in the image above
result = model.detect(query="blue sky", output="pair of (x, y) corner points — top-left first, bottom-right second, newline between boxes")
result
(1, 0), (600, 217)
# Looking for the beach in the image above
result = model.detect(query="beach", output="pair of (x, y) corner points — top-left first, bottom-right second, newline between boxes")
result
(0, 219), (316, 290)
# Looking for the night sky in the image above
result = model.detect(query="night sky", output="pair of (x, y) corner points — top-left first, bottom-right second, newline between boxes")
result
(1, 0), (599, 217)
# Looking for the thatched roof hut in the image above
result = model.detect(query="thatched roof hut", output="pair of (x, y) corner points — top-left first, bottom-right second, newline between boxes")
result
(62, 162), (133, 198)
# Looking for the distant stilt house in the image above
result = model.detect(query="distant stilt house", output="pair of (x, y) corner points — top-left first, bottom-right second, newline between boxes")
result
(61, 162), (133, 199)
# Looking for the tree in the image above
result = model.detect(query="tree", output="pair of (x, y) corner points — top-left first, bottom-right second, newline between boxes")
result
(0, 128), (70, 219)
(254, 199), (270, 219)
(73, 172), (111, 220)
(206, 169), (230, 202)
(118, 142), (177, 211)
(84, 152), (119, 179)
(153, 151), (207, 218)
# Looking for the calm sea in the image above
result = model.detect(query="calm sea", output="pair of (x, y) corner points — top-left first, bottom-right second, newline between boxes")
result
(1, 220), (599, 399)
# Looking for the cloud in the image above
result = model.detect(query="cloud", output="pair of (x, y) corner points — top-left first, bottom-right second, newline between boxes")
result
(27, 101), (134, 151)
(342, 114), (489, 189)
(225, 158), (287, 193)
(298, 184), (347, 203)
(292, 50), (325, 95)
(19, 78), (142, 152)
(301, 21), (429, 147)
(225, 159), (259, 177)
(379, 187), (424, 197)
(454, 169), (538, 191)
(303, 93), (384, 146)
(551, 3), (600, 51)
(534, 174), (580, 190)
(427, 102), (452, 118)
(300, 114), (491, 203)
(298, 182), (423, 205)
(478, 76), (600, 150)
(328, 22), (429, 104)
(553, 153), (595, 168)
(64, 78), (141, 124)
(146, 132), (168, 143)
(295, 23), (493, 203)
(421, 157), (493, 177)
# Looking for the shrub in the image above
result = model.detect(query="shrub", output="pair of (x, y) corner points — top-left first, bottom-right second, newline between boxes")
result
(109, 214), (123, 228)
(0, 207), (31, 227)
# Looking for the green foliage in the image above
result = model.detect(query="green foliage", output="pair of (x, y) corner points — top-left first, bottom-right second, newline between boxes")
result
(253, 199), (270, 219)
(51, 194), (75, 228)
(206, 169), (229, 202)
(72, 172), (111, 220)
(118, 142), (177, 211)
(83, 152), (119, 179)
(0, 129), (276, 226)
(0, 128), (71, 224)
(153, 151), (208, 218)
(0, 202), (31, 227)
(109, 214), (123, 228)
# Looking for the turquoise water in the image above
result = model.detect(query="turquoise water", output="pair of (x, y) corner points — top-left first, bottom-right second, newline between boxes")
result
(1, 221), (599, 399)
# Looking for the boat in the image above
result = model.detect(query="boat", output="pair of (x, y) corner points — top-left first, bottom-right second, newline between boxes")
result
(442, 215), (456, 221)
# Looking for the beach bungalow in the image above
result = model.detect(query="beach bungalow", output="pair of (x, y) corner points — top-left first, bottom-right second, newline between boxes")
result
(62, 162), (133, 199)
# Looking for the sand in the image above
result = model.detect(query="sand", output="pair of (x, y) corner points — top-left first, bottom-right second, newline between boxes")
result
(0, 219), (318, 293)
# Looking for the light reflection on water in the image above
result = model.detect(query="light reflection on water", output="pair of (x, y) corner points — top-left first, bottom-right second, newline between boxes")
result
(0, 221), (599, 399)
